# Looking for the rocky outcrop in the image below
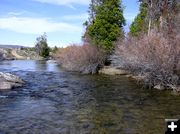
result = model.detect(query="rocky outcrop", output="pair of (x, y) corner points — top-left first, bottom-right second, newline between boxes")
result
(0, 47), (42, 60)
(11, 49), (26, 60)
(0, 48), (14, 60)
(15, 48), (43, 60)
(0, 72), (25, 90)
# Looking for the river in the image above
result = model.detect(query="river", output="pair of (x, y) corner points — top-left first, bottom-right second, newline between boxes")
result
(0, 60), (180, 134)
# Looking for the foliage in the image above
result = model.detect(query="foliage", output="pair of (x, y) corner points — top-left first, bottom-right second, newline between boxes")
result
(55, 44), (105, 74)
(35, 33), (50, 58)
(88, 0), (101, 24)
(130, 0), (180, 36)
(20, 47), (35, 52)
(51, 46), (58, 53)
(85, 0), (125, 52)
(129, 2), (148, 36)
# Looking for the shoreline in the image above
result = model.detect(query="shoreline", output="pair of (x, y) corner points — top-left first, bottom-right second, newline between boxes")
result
(1, 59), (179, 93)
(99, 66), (180, 93)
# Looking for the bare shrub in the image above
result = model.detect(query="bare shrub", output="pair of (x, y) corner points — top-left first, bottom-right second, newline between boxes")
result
(55, 44), (105, 74)
(114, 30), (180, 89)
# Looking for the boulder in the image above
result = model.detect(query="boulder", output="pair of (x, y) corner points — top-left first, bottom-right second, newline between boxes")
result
(0, 72), (25, 90)
(154, 84), (165, 90)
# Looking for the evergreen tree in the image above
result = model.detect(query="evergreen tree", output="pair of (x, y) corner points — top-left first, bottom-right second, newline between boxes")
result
(85, 0), (125, 52)
(52, 46), (58, 53)
(88, 0), (99, 24)
(129, 2), (148, 36)
(130, 0), (179, 36)
(83, 0), (102, 43)
(35, 33), (50, 58)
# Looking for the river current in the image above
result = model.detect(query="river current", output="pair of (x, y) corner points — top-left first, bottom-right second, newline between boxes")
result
(0, 60), (180, 134)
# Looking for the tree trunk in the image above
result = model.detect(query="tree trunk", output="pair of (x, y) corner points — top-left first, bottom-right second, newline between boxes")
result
(148, 0), (153, 36)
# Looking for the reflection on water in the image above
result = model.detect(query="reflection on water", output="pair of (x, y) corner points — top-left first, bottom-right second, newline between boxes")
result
(0, 60), (180, 134)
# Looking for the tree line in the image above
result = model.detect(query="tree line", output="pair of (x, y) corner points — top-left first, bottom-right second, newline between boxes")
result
(83, 0), (179, 51)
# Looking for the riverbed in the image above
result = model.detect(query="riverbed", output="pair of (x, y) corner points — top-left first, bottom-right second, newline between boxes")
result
(0, 60), (180, 134)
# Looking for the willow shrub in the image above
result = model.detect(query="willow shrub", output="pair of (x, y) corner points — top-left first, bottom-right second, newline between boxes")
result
(55, 44), (105, 74)
(114, 30), (180, 89)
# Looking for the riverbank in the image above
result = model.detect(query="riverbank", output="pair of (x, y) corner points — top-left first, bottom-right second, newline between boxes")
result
(99, 66), (180, 92)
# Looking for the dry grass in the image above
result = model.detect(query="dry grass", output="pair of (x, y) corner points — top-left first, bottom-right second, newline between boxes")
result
(55, 44), (105, 74)
(114, 30), (180, 89)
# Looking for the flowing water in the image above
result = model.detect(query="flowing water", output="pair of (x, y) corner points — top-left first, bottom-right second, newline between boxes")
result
(0, 60), (180, 134)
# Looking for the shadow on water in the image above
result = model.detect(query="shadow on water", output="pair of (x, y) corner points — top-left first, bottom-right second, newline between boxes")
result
(0, 60), (180, 134)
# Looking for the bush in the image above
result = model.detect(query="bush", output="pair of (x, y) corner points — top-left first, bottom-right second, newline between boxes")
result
(55, 44), (105, 74)
(113, 30), (180, 89)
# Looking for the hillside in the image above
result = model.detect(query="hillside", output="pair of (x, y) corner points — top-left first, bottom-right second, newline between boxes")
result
(0, 44), (26, 49)
(0, 47), (42, 60)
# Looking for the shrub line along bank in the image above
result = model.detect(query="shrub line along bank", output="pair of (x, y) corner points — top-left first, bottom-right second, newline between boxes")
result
(55, 0), (180, 92)
(55, 30), (180, 92)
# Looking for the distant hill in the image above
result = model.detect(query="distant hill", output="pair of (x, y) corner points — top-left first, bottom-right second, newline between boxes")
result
(0, 44), (27, 49)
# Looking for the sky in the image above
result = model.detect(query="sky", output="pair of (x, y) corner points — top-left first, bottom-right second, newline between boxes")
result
(0, 0), (140, 47)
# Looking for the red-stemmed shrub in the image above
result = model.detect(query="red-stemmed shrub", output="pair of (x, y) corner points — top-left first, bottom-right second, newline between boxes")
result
(113, 30), (180, 89)
(55, 44), (105, 74)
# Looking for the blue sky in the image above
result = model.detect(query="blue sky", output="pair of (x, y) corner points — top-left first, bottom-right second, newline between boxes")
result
(0, 0), (140, 47)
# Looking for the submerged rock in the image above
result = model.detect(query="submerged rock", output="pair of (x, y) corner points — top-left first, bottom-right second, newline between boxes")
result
(99, 66), (128, 75)
(0, 72), (25, 90)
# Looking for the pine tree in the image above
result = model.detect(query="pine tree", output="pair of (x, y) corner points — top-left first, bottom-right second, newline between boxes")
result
(83, 0), (102, 43)
(88, 0), (99, 24)
(129, 2), (148, 36)
(130, 0), (179, 36)
(52, 46), (58, 53)
(85, 0), (125, 53)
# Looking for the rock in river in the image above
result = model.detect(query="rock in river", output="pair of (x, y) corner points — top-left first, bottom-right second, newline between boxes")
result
(0, 72), (25, 90)
(99, 66), (128, 75)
